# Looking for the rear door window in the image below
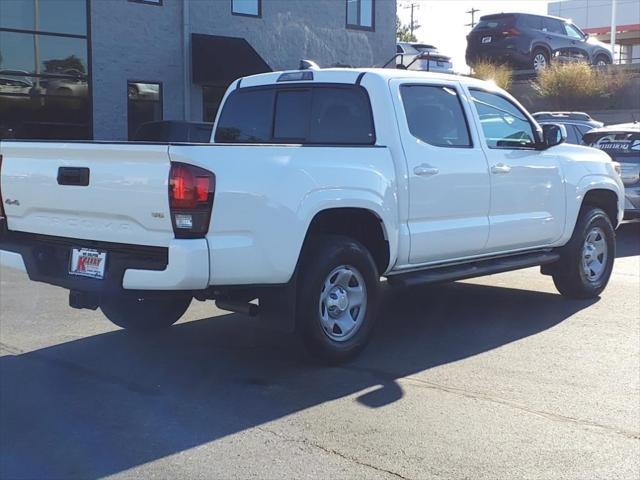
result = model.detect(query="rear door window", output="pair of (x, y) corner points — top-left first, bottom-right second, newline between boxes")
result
(543, 18), (565, 35)
(400, 85), (472, 147)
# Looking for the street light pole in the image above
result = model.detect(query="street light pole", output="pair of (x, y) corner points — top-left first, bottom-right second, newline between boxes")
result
(610, 0), (617, 62)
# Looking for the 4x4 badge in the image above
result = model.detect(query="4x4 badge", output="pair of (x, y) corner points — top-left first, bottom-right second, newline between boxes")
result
(4, 199), (19, 206)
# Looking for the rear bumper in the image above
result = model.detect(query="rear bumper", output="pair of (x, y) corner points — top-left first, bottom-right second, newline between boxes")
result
(0, 231), (210, 293)
(466, 42), (530, 67)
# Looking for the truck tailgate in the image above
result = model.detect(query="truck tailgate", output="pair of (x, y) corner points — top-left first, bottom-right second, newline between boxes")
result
(0, 142), (174, 247)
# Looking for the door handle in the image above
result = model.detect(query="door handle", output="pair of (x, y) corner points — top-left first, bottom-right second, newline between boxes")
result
(414, 164), (439, 176)
(491, 163), (512, 174)
(57, 167), (90, 186)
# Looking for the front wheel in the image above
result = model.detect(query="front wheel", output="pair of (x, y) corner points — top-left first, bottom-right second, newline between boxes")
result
(101, 294), (192, 331)
(552, 207), (615, 299)
(296, 235), (380, 363)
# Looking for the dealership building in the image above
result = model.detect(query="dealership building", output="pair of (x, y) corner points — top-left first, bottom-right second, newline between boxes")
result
(0, 0), (395, 141)
(548, 0), (640, 64)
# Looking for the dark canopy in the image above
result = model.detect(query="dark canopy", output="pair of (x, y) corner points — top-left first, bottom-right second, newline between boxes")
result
(192, 34), (272, 85)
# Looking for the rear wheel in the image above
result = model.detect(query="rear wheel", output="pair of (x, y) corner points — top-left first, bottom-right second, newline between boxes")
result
(552, 207), (615, 299)
(532, 48), (550, 72)
(101, 294), (192, 331)
(595, 54), (611, 67)
(296, 235), (379, 363)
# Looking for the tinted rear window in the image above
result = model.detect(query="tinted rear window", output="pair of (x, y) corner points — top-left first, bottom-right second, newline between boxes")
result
(474, 15), (515, 30)
(215, 89), (274, 143)
(518, 15), (543, 30)
(215, 85), (375, 145)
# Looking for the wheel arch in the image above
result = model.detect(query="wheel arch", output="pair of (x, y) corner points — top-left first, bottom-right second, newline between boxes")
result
(301, 207), (392, 275)
(581, 188), (619, 228)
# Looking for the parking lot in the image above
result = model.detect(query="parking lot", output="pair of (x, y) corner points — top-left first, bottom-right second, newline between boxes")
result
(0, 223), (638, 480)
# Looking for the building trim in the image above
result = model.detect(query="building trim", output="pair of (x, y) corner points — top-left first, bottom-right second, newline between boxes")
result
(583, 23), (640, 35)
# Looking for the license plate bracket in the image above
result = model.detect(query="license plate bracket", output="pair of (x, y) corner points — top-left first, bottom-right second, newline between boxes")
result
(69, 248), (107, 279)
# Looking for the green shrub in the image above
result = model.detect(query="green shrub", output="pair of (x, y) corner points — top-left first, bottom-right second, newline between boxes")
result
(533, 62), (630, 109)
(471, 61), (513, 91)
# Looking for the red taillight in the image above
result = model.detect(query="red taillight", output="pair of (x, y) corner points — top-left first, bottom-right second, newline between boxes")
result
(169, 162), (215, 238)
(502, 27), (520, 37)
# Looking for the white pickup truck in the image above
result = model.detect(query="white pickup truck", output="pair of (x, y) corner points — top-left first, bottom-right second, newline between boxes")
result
(0, 69), (624, 362)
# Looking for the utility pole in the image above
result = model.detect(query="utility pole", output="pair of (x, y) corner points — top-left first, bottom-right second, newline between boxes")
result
(465, 7), (480, 29)
(610, 0), (617, 62)
(403, 2), (420, 35)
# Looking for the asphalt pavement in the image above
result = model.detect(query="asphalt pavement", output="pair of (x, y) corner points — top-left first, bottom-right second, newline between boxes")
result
(1, 223), (638, 480)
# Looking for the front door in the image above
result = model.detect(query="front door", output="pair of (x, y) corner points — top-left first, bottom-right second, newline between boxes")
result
(467, 88), (566, 252)
(391, 80), (491, 264)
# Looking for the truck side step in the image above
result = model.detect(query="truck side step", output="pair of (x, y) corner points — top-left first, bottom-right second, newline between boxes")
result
(387, 251), (561, 288)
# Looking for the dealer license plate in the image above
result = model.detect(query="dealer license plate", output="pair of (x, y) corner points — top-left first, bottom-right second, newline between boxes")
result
(69, 248), (107, 279)
(482, 36), (492, 44)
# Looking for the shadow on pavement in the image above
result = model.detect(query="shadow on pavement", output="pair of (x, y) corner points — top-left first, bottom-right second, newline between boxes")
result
(0, 280), (597, 479)
(616, 222), (640, 258)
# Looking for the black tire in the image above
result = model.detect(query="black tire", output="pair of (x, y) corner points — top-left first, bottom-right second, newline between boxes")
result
(594, 54), (612, 67)
(552, 207), (615, 299)
(532, 48), (550, 72)
(101, 294), (192, 331)
(296, 235), (380, 364)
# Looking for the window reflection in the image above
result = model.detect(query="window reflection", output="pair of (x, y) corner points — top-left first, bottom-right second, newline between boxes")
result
(0, 0), (86, 36)
(128, 82), (162, 140)
(0, 0), (90, 140)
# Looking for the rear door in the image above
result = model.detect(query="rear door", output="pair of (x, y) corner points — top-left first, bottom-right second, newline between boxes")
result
(391, 79), (491, 264)
(0, 142), (174, 246)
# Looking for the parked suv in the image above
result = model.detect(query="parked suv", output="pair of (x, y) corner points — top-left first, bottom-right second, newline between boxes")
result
(533, 112), (603, 144)
(466, 13), (613, 72)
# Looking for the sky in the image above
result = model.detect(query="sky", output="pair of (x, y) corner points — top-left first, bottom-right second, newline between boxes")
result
(397, 0), (551, 72)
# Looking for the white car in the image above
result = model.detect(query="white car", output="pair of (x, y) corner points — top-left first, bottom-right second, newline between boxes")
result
(396, 42), (454, 73)
(0, 68), (624, 362)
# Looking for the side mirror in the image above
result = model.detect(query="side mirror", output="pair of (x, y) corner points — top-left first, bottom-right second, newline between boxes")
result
(540, 123), (567, 149)
(584, 32), (590, 40)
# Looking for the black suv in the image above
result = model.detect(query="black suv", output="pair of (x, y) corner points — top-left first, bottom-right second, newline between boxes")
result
(466, 13), (613, 72)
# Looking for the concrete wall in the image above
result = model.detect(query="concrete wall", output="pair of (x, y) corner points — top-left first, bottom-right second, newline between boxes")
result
(90, 0), (396, 140)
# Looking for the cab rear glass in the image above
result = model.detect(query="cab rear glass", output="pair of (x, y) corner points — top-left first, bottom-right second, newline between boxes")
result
(215, 84), (376, 145)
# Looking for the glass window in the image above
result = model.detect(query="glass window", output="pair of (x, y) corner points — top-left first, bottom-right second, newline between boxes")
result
(565, 23), (584, 40)
(128, 82), (162, 140)
(274, 90), (311, 140)
(401, 85), (471, 147)
(346, 0), (374, 29)
(0, 31), (88, 76)
(215, 86), (375, 145)
(542, 18), (565, 35)
(470, 89), (536, 149)
(232, 0), (260, 17)
(0, 75), (90, 140)
(0, 0), (87, 36)
(215, 89), (273, 143)
(519, 15), (542, 30)
(309, 87), (375, 144)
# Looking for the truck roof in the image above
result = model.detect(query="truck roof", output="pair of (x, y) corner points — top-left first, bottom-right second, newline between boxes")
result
(235, 68), (496, 91)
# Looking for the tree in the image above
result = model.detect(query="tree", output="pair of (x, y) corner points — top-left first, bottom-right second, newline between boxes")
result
(396, 16), (417, 42)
